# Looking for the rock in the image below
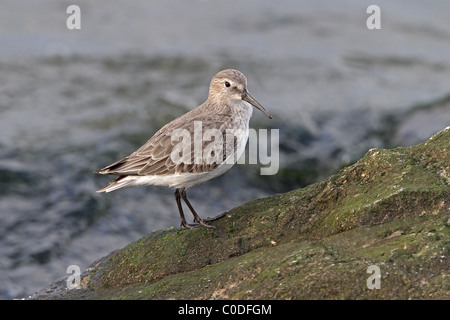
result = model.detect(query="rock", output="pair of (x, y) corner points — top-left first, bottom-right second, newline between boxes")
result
(29, 127), (450, 299)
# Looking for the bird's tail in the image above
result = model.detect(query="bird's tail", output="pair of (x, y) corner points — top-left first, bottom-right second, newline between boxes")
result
(96, 176), (134, 193)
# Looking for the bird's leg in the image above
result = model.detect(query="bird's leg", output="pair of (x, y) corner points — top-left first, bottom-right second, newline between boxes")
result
(180, 188), (216, 229)
(174, 188), (197, 229)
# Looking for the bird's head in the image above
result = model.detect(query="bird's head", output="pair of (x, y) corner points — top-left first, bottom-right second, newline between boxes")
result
(208, 69), (272, 119)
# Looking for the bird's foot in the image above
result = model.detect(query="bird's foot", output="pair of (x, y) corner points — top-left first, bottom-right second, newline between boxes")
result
(194, 217), (216, 229)
(203, 211), (227, 222)
(188, 216), (216, 229)
(180, 220), (199, 229)
(181, 219), (215, 229)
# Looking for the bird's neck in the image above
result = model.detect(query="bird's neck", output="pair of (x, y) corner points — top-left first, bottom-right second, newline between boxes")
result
(231, 100), (253, 119)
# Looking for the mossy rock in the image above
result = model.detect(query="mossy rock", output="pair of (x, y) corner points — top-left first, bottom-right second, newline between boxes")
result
(31, 127), (450, 299)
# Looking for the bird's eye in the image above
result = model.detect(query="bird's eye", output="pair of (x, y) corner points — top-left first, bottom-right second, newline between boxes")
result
(224, 81), (231, 88)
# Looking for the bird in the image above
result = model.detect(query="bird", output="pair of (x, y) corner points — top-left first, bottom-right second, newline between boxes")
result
(94, 69), (272, 229)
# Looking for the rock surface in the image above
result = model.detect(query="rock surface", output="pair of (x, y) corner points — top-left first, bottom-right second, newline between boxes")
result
(30, 127), (449, 299)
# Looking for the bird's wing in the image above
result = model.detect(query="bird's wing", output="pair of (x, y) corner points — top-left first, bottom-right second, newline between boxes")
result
(95, 113), (234, 176)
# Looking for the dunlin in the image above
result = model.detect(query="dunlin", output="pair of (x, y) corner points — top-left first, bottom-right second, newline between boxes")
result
(94, 69), (271, 229)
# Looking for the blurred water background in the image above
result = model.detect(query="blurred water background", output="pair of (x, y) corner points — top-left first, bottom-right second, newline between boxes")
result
(1, 0), (449, 299)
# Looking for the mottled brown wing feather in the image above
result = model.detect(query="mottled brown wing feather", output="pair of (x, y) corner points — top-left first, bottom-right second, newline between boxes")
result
(96, 112), (236, 177)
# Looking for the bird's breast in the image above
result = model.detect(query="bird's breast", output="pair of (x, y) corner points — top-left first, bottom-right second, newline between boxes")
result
(229, 101), (253, 128)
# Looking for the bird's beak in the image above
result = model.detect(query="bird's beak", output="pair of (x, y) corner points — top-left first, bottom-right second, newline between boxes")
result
(242, 90), (272, 119)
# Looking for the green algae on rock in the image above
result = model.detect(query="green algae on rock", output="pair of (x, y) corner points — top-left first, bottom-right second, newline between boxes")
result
(30, 127), (449, 299)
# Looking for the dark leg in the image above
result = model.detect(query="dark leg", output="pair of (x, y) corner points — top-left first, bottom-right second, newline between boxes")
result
(180, 188), (216, 229)
(174, 188), (197, 229)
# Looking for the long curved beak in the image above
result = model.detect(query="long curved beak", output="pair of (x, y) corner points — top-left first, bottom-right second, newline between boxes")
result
(242, 90), (272, 119)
